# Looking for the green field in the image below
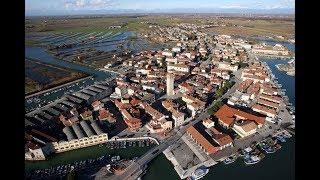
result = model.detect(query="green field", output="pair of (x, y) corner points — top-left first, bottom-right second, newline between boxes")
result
(26, 15), (294, 38)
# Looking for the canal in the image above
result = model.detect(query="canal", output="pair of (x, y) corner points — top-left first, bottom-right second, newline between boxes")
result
(25, 144), (155, 172)
(25, 46), (116, 112)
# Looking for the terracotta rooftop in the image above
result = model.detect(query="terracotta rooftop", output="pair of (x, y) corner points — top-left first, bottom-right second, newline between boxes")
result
(130, 97), (142, 107)
(215, 104), (265, 126)
(98, 108), (111, 119)
(238, 79), (254, 92)
(187, 126), (218, 155)
(257, 98), (280, 109)
(209, 127), (233, 146)
(247, 82), (261, 94)
(259, 94), (282, 103)
(141, 102), (165, 121)
(91, 100), (102, 108)
(252, 104), (277, 115)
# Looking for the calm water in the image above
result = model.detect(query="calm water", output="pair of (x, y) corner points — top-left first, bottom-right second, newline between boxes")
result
(25, 46), (115, 111)
(264, 59), (295, 106)
(25, 47), (112, 80)
(262, 40), (295, 106)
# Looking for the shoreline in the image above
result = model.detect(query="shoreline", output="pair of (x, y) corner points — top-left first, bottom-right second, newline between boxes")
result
(253, 54), (294, 59)
(25, 75), (94, 99)
(275, 64), (295, 76)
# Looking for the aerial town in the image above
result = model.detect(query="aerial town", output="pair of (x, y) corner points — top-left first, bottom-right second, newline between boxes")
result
(25, 2), (295, 179)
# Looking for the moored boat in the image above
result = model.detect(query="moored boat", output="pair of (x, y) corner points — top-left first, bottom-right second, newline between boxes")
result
(189, 167), (209, 180)
(223, 155), (237, 165)
(244, 155), (261, 165)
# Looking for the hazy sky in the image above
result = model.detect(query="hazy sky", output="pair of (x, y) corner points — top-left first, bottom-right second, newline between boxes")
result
(26, 0), (295, 16)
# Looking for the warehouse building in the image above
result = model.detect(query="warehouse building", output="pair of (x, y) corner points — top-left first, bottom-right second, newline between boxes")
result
(52, 120), (108, 153)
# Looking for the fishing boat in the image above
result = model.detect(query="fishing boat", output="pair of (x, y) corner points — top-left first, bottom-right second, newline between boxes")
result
(188, 167), (209, 180)
(224, 155), (237, 165)
(276, 135), (286, 143)
(244, 155), (261, 165)
(264, 146), (276, 154)
(275, 143), (282, 151)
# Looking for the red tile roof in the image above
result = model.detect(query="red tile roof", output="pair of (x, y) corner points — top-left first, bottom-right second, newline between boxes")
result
(209, 127), (233, 146)
(91, 100), (102, 108)
(215, 104), (265, 126)
(187, 126), (218, 155)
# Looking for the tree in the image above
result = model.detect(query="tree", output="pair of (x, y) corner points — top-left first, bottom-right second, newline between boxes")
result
(207, 100), (224, 114)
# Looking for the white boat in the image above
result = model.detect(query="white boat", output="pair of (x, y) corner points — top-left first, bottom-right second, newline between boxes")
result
(189, 167), (209, 180)
(244, 155), (261, 165)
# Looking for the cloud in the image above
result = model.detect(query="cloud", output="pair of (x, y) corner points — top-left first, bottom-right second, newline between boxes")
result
(64, 0), (115, 10)
(76, 0), (86, 8)
(219, 5), (247, 9)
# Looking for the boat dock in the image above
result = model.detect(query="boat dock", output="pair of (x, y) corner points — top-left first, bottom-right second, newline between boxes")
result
(163, 135), (217, 179)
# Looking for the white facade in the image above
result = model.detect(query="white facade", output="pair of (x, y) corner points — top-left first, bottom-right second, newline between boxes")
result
(25, 148), (46, 161)
(218, 62), (238, 72)
(166, 73), (175, 96)
(162, 51), (173, 57)
(232, 124), (257, 138)
(167, 64), (190, 73)
(166, 57), (178, 64)
(241, 94), (250, 101)
(252, 107), (276, 118)
(252, 48), (289, 56)
(173, 112), (185, 127)
(203, 120), (215, 129)
(52, 133), (108, 153)
(172, 47), (182, 53)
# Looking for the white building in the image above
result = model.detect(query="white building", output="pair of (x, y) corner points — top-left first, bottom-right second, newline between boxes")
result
(172, 109), (185, 127)
(218, 62), (238, 72)
(53, 121), (108, 153)
(202, 119), (215, 128)
(232, 120), (257, 138)
(167, 64), (190, 73)
(25, 143), (53, 161)
(162, 51), (173, 57)
(172, 46), (182, 53)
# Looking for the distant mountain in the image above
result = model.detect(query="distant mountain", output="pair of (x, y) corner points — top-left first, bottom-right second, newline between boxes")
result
(26, 8), (294, 17)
